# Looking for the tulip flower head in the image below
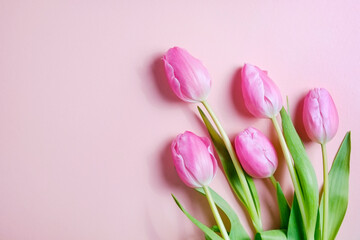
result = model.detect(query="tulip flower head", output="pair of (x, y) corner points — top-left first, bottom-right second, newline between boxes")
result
(171, 131), (218, 188)
(303, 88), (339, 144)
(163, 47), (211, 103)
(241, 64), (283, 118)
(234, 127), (278, 178)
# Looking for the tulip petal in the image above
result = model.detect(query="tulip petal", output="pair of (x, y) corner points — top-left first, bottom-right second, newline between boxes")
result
(241, 64), (283, 118)
(163, 47), (211, 102)
(201, 136), (218, 181)
(172, 139), (202, 188)
(163, 57), (196, 103)
(171, 131), (217, 188)
(234, 127), (278, 178)
(303, 88), (339, 144)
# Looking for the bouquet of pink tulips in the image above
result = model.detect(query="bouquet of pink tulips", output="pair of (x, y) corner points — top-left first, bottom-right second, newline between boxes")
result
(163, 47), (351, 240)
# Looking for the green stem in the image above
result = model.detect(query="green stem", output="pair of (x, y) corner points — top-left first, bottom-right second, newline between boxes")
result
(203, 186), (230, 240)
(286, 96), (290, 113)
(202, 100), (263, 232)
(269, 175), (277, 189)
(321, 144), (329, 240)
(271, 117), (307, 229)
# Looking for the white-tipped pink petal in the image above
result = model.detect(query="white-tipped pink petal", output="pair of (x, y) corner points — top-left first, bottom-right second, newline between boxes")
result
(171, 131), (217, 188)
(163, 47), (211, 103)
(234, 127), (278, 178)
(241, 64), (283, 118)
(303, 88), (339, 144)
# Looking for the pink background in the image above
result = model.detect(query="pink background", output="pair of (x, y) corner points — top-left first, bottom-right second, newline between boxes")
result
(0, 0), (359, 239)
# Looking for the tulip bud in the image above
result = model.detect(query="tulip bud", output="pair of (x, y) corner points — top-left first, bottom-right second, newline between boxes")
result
(234, 127), (278, 178)
(163, 47), (211, 103)
(171, 131), (218, 188)
(303, 88), (339, 144)
(241, 64), (283, 118)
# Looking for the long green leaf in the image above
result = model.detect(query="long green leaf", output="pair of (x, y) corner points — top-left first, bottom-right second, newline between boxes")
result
(205, 226), (221, 240)
(287, 194), (306, 240)
(246, 174), (261, 217)
(255, 230), (287, 240)
(197, 187), (250, 240)
(198, 107), (261, 217)
(276, 182), (291, 229)
(172, 194), (223, 240)
(320, 132), (351, 240)
(280, 107), (318, 237)
(314, 209), (321, 240)
(198, 107), (246, 205)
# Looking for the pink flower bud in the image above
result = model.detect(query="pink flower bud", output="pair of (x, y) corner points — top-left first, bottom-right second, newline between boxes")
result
(171, 131), (218, 188)
(234, 127), (278, 178)
(303, 88), (339, 144)
(163, 47), (211, 103)
(241, 63), (283, 118)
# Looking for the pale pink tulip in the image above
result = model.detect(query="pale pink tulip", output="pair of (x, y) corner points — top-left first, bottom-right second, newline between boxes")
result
(171, 131), (217, 188)
(241, 64), (283, 118)
(234, 127), (278, 178)
(303, 88), (339, 144)
(163, 47), (211, 102)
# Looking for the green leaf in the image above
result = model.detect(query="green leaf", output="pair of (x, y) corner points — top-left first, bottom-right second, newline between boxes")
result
(276, 182), (291, 229)
(320, 132), (351, 240)
(246, 174), (261, 217)
(205, 226), (221, 240)
(197, 187), (250, 240)
(280, 108), (319, 237)
(198, 107), (246, 205)
(211, 225), (220, 232)
(198, 107), (260, 218)
(255, 230), (287, 240)
(314, 209), (321, 240)
(172, 194), (223, 240)
(287, 195), (306, 240)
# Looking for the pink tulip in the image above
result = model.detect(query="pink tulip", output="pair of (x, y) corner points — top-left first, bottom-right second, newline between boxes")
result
(303, 88), (339, 144)
(241, 63), (283, 118)
(163, 47), (211, 102)
(171, 131), (218, 188)
(234, 127), (278, 178)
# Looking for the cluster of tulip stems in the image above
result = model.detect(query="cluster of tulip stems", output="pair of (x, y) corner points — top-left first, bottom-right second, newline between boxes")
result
(163, 47), (351, 240)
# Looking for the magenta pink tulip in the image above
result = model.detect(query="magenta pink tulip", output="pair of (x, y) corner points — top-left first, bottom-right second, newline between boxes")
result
(241, 63), (283, 118)
(163, 47), (211, 103)
(303, 88), (339, 144)
(171, 131), (217, 188)
(234, 127), (278, 178)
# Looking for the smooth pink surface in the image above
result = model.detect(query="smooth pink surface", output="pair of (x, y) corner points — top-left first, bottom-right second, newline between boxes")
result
(241, 63), (283, 118)
(303, 88), (339, 144)
(172, 131), (217, 188)
(0, 1), (359, 239)
(235, 127), (278, 178)
(164, 47), (211, 102)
